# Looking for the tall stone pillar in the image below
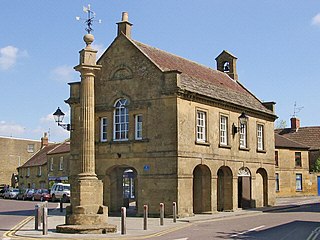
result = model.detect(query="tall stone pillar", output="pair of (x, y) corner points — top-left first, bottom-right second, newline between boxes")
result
(57, 33), (116, 234)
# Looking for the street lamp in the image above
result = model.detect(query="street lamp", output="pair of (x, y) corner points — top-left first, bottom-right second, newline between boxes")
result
(232, 112), (248, 135)
(53, 107), (71, 131)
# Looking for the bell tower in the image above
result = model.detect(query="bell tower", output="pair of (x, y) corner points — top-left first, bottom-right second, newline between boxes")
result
(216, 50), (238, 81)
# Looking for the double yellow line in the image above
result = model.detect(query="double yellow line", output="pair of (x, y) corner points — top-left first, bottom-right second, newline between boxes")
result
(3, 216), (34, 239)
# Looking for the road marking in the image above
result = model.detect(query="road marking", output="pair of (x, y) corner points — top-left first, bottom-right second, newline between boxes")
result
(3, 216), (33, 238)
(172, 238), (188, 240)
(231, 225), (265, 237)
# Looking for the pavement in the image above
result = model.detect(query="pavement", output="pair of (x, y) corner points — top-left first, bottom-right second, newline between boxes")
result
(3, 196), (320, 240)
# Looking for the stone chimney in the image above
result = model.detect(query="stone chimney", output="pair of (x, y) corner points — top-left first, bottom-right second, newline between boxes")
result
(41, 132), (49, 148)
(290, 117), (300, 130)
(117, 12), (132, 38)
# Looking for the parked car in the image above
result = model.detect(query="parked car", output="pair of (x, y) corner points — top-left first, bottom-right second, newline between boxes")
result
(51, 183), (70, 202)
(32, 189), (51, 202)
(3, 188), (19, 199)
(25, 188), (35, 200)
(0, 189), (5, 198)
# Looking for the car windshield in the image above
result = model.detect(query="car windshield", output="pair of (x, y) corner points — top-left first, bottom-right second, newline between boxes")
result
(43, 189), (49, 193)
(13, 189), (19, 192)
(63, 186), (70, 191)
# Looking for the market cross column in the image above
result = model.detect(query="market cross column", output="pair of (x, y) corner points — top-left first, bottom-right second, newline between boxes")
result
(56, 33), (116, 234)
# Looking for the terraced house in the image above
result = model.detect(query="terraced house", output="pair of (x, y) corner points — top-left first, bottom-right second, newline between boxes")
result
(66, 12), (277, 217)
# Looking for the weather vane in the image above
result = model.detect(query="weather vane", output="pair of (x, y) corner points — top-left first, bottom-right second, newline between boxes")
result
(76, 4), (101, 34)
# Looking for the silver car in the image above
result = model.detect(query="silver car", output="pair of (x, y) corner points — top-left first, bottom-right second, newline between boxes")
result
(3, 188), (19, 199)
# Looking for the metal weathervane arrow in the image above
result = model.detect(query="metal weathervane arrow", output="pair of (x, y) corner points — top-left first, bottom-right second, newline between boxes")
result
(76, 4), (101, 34)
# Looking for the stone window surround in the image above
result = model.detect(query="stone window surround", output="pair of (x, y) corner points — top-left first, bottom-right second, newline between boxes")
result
(113, 98), (129, 141)
(195, 108), (208, 144)
(100, 117), (108, 142)
(257, 123), (265, 152)
(135, 114), (143, 140)
(219, 114), (229, 146)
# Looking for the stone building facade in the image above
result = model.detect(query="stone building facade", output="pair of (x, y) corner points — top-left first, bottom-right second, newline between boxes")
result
(0, 134), (46, 187)
(18, 140), (70, 190)
(47, 141), (70, 188)
(275, 134), (318, 197)
(66, 13), (277, 217)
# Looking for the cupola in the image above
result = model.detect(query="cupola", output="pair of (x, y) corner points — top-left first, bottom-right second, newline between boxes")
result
(215, 50), (238, 81)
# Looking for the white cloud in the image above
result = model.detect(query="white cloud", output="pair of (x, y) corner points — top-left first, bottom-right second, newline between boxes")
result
(0, 121), (26, 136)
(311, 13), (320, 26)
(51, 65), (77, 82)
(0, 46), (19, 70)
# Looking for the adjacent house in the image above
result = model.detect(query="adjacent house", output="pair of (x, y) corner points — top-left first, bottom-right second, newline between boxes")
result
(47, 140), (70, 188)
(274, 134), (317, 197)
(66, 12), (277, 217)
(0, 134), (47, 187)
(18, 140), (70, 190)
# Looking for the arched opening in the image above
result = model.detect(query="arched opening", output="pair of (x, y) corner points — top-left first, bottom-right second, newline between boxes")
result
(256, 168), (268, 207)
(104, 165), (138, 216)
(193, 165), (211, 214)
(238, 167), (251, 209)
(217, 166), (233, 211)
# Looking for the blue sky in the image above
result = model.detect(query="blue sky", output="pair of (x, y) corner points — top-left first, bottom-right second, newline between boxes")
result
(1, 1), (320, 142)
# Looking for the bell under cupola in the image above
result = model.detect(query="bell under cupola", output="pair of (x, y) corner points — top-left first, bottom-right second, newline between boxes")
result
(216, 50), (238, 81)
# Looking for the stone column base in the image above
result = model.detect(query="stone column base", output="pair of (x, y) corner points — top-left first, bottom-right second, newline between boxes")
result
(56, 224), (117, 234)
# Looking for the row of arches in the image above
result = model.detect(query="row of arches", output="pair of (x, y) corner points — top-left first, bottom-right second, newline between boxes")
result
(194, 165), (268, 213)
(103, 164), (268, 216)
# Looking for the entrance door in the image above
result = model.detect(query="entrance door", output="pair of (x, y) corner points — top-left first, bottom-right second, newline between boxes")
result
(237, 167), (251, 209)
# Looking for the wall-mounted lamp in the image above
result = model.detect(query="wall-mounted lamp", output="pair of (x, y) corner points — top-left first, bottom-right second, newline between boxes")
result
(53, 107), (71, 131)
(232, 112), (248, 135)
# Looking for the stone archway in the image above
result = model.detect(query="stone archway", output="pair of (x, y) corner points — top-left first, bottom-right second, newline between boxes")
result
(104, 165), (138, 216)
(256, 168), (268, 207)
(193, 165), (211, 214)
(217, 166), (233, 211)
(238, 167), (251, 209)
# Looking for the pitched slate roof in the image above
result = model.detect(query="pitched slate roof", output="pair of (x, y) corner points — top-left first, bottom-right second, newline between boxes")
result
(275, 127), (320, 150)
(131, 40), (275, 117)
(47, 141), (70, 155)
(19, 144), (59, 168)
(275, 134), (309, 150)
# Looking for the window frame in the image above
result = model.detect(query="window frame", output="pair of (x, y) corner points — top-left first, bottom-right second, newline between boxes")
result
(27, 144), (34, 153)
(219, 115), (228, 146)
(135, 114), (143, 140)
(38, 166), (42, 176)
(59, 157), (64, 171)
(100, 117), (108, 142)
(239, 122), (248, 149)
(113, 98), (129, 141)
(27, 167), (30, 177)
(295, 152), (302, 167)
(275, 151), (279, 167)
(257, 124), (264, 151)
(275, 173), (279, 192)
(50, 158), (54, 172)
(296, 173), (302, 191)
(196, 110), (207, 143)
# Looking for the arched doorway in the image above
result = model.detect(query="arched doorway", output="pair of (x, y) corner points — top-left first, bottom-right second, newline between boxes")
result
(193, 165), (211, 214)
(217, 166), (233, 211)
(238, 167), (251, 209)
(256, 168), (268, 207)
(104, 165), (138, 216)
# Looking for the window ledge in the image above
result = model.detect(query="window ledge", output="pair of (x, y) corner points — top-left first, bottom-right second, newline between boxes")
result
(239, 147), (250, 151)
(195, 141), (210, 146)
(219, 144), (231, 149)
(256, 149), (266, 153)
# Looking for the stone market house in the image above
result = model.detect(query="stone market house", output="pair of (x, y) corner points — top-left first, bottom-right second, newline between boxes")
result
(274, 134), (318, 197)
(66, 12), (277, 217)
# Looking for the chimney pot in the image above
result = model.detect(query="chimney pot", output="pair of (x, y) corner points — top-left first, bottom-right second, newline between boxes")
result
(122, 12), (129, 21)
(290, 117), (300, 130)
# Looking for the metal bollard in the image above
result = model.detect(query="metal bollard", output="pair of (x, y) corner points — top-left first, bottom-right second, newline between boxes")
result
(173, 202), (177, 223)
(143, 205), (148, 230)
(35, 204), (39, 230)
(42, 206), (48, 235)
(121, 207), (126, 235)
(60, 199), (63, 212)
(160, 203), (164, 226)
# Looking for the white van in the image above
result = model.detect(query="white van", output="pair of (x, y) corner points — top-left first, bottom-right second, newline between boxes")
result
(50, 183), (70, 202)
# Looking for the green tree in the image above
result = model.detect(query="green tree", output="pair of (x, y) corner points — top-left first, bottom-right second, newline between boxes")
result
(313, 156), (320, 172)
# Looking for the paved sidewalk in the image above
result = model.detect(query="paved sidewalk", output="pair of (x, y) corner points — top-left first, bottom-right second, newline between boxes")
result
(6, 196), (320, 240)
